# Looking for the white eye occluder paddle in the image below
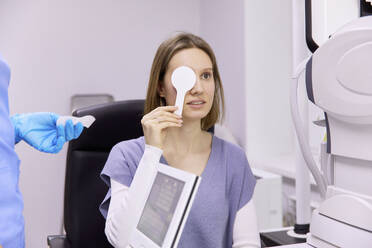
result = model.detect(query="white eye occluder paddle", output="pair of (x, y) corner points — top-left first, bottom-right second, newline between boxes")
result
(171, 66), (196, 116)
(56, 115), (96, 128)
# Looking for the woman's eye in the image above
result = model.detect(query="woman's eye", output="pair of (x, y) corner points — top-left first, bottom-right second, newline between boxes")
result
(201, 72), (211, 80)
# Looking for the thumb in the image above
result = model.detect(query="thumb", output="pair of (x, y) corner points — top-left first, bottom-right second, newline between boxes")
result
(51, 135), (66, 153)
(47, 125), (66, 153)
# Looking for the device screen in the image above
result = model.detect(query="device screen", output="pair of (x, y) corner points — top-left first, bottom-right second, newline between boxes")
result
(137, 172), (185, 246)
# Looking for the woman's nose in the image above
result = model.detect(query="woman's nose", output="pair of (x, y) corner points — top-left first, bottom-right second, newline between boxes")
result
(190, 78), (203, 95)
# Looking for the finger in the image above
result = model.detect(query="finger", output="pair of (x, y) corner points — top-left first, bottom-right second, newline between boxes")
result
(51, 135), (66, 153)
(144, 114), (182, 125)
(154, 115), (183, 124)
(154, 110), (182, 119)
(152, 105), (178, 115)
(142, 117), (182, 130)
(157, 105), (179, 113)
(57, 124), (65, 138)
(149, 111), (182, 123)
(141, 119), (158, 130)
(158, 121), (183, 130)
(144, 106), (180, 119)
(142, 106), (181, 124)
(40, 134), (65, 154)
(73, 122), (84, 139)
(65, 119), (74, 141)
(142, 109), (159, 121)
(39, 124), (65, 153)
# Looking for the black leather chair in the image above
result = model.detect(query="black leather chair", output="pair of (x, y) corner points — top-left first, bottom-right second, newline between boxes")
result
(47, 99), (145, 248)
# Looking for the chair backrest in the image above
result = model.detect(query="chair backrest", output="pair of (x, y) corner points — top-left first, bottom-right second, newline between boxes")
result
(63, 99), (145, 248)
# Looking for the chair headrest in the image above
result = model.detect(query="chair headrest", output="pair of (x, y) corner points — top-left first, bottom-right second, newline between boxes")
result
(70, 99), (145, 151)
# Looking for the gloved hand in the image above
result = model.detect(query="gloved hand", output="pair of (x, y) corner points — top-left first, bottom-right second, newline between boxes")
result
(10, 112), (84, 153)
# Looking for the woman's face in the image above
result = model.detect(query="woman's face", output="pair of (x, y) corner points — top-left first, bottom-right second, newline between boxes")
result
(159, 48), (215, 121)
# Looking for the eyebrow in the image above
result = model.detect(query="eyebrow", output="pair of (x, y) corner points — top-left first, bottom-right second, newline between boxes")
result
(168, 66), (213, 72)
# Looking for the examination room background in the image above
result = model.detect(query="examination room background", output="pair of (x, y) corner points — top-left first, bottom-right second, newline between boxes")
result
(0, 0), (359, 247)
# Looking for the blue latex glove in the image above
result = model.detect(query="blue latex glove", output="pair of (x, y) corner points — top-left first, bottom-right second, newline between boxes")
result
(10, 112), (84, 153)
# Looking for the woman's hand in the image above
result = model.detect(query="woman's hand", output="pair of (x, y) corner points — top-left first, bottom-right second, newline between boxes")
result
(141, 106), (183, 149)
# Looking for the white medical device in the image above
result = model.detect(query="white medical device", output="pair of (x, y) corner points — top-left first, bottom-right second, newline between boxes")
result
(171, 66), (196, 116)
(291, 15), (372, 247)
(129, 163), (200, 248)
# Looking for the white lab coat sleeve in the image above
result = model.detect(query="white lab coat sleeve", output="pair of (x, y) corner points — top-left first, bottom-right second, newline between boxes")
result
(104, 144), (163, 248)
(233, 200), (261, 248)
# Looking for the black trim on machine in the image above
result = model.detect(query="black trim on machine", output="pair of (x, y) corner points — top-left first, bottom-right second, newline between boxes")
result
(305, 0), (319, 53)
(306, 57), (315, 104)
(325, 113), (331, 153)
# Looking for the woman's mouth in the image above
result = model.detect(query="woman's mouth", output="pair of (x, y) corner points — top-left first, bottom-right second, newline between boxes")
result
(186, 100), (206, 108)
(187, 101), (205, 105)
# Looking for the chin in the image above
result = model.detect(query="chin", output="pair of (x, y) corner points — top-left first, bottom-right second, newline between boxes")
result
(182, 110), (209, 121)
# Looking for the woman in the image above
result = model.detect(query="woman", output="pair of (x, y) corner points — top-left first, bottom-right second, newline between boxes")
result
(100, 33), (260, 248)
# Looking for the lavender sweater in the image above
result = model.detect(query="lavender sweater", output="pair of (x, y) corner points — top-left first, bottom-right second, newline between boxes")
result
(100, 135), (256, 248)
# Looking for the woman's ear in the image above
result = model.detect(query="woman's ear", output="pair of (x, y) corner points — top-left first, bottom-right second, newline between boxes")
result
(158, 82), (165, 97)
(157, 83), (166, 106)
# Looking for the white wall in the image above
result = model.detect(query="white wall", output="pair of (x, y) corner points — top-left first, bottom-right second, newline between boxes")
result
(0, 1), (200, 247)
(326, 0), (360, 37)
(199, 0), (246, 147)
(244, 0), (293, 159)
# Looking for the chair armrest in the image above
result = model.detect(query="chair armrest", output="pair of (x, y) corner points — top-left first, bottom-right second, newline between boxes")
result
(47, 235), (71, 248)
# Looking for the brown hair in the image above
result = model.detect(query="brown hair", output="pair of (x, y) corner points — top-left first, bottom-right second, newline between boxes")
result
(144, 32), (225, 130)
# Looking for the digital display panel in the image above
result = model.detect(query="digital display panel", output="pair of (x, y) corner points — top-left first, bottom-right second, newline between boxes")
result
(137, 172), (185, 246)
